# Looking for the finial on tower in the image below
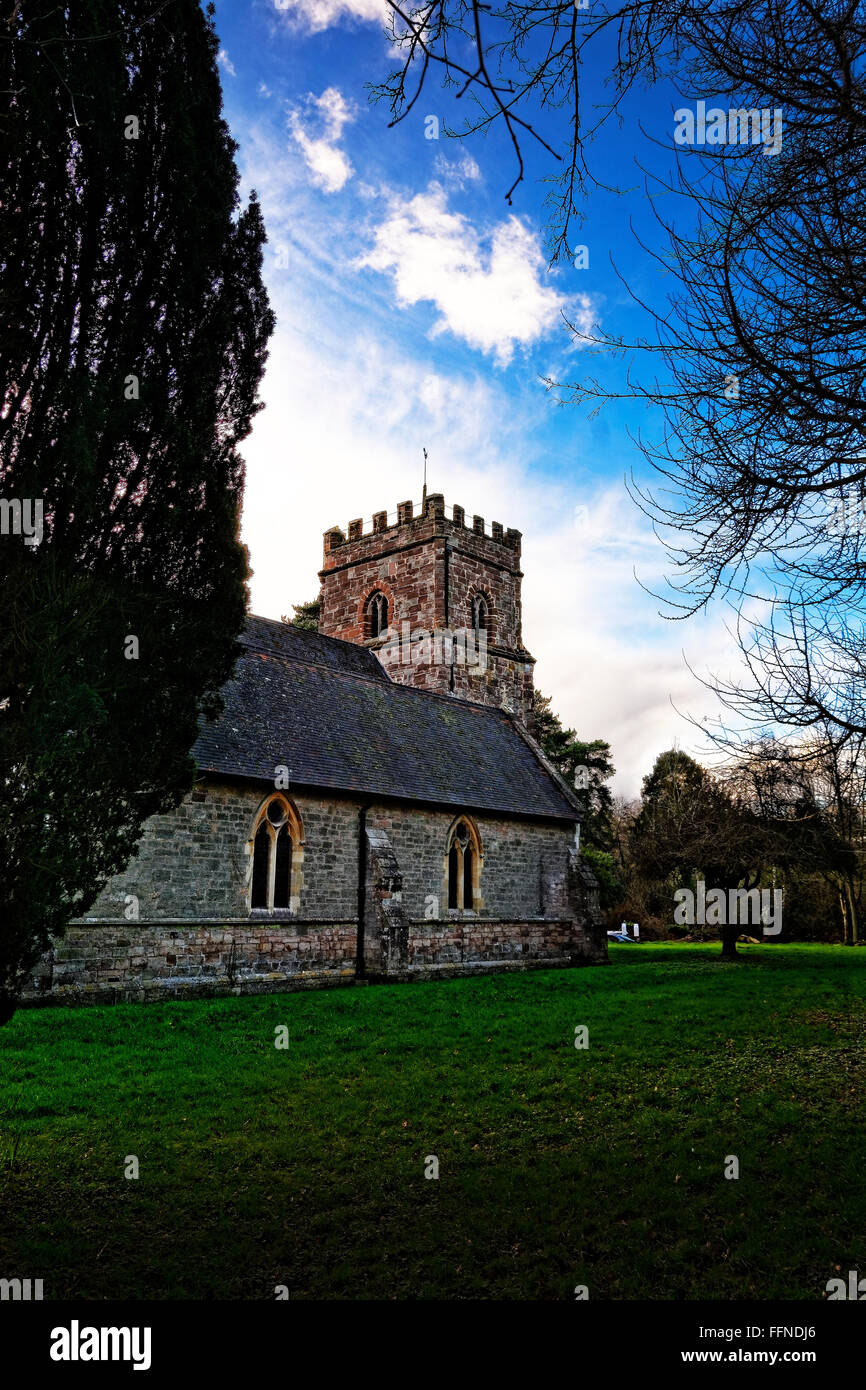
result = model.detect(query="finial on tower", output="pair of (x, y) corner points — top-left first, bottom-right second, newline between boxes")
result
(422, 447), (428, 512)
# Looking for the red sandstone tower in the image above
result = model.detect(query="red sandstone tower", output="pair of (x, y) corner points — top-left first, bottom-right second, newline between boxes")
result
(318, 492), (535, 724)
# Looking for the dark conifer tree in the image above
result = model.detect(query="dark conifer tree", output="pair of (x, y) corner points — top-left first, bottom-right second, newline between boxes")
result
(283, 598), (322, 631)
(531, 691), (615, 851)
(0, 1), (275, 1019)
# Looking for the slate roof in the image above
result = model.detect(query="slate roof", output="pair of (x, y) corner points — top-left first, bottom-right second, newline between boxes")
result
(193, 616), (580, 822)
(239, 613), (389, 681)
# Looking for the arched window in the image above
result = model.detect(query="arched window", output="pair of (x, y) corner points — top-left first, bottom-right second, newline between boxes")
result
(365, 591), (389, 638)
(448, 842), (460, 909)
(463, 841), (474, 909)
(251, 822), (271, 908)
(273, 824), (292, 909)
(249, 797), (302, 912)
(446, 818), (481, 912)
(471, 593), (489, 632)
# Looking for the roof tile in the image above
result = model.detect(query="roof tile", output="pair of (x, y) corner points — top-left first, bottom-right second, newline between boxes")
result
(193, 617), (579, 821)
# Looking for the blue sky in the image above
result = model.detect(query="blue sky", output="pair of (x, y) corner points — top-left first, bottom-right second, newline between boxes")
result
(210, 0), (742, 797)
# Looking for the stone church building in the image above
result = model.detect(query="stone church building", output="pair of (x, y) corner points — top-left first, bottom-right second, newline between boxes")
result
(26, 493), (606, 1006)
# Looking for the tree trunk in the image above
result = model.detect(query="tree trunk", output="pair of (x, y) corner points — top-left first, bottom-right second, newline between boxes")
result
(721, 920), (739, 958)
(0, 992), (19, 1027)
(844, 879), (859, 945)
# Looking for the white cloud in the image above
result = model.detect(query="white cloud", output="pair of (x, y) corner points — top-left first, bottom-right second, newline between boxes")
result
(257, 81), (273, 99)
(523, 486), (735, 797)
(288, 87), (355, 194)
(358, 185), (592, 365)
(432, 152), (482, 187)
(272, 0), (385, 33)
(217, 48), (236, 76)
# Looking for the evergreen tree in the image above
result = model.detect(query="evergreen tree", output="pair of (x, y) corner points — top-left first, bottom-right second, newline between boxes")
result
(282, 598), (321, 631)
(531, 691), (615, 854)
(0, 1), (275, 1020)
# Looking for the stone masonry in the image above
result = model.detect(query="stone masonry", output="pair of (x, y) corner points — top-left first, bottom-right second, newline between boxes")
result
(319, 492), (536, 724)
(22, 778), (605, 1006)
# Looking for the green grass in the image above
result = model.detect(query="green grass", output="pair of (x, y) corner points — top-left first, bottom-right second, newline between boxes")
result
(1, 943), (864, 1300)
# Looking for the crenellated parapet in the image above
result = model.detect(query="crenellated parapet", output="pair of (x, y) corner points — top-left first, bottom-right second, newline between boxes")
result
(322, 494), (522, 562)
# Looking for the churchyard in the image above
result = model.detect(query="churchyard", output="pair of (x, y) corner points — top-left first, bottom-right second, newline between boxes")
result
(1, 944), (863, 1300)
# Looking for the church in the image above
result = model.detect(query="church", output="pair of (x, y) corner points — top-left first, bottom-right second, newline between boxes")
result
(25, 492), (606, 1006)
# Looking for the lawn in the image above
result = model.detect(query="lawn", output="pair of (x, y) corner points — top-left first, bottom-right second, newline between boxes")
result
(0, 943), (864, 1300)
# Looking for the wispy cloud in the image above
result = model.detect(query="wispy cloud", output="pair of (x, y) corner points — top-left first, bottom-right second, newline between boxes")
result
(217, 47), (236, 76)
(272, 0), (386, 34)
(432, 152), (483, 187)
(358, 184), (592, 366)
(288, 87), (356, 193)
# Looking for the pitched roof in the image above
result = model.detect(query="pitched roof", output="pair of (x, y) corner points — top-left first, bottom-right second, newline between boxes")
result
(193, 616), (580, 822)
(240, 613), (389, 681)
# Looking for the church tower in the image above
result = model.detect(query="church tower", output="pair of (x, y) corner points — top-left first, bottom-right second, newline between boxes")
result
(318, 492), (535, 724)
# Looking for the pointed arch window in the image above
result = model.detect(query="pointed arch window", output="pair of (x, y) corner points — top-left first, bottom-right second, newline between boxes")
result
(365, 591), (389, 638)
(250, 797), (301, 912)
(446, 818), (482, 912)
(251, 822), (271, 908)
(471, 593), (489, 633)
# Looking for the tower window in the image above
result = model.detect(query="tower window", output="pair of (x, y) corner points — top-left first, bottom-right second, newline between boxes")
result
(446, 818), (481, 912)
(250, 797), (301, 912)
(365, 591), (389, 639)
(471, 593), (489, 632)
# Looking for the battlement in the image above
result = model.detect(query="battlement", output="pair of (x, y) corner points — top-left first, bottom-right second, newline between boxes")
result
(323, 493), (522, 557)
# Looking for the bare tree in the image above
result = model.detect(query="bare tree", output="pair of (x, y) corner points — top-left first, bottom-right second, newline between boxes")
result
(379, 2), (866, 747)
(712, 727), (866, 943)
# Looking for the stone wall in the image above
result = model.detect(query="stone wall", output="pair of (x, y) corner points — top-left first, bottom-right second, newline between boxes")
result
(82, 782), (362, 922)
(25, 923), (358, 1006)
(21, 910), (601, 1007)
(364, 804), (576, 921)
(405, 919), (586, 976)
(83, 780), (583, 927)
(22, 778), (606, 1006)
